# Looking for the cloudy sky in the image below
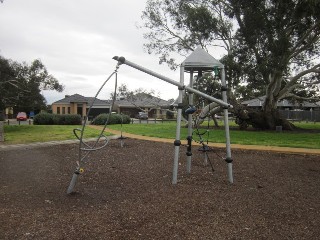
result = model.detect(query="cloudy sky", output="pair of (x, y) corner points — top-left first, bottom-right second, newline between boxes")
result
(0, 0), (188, 104)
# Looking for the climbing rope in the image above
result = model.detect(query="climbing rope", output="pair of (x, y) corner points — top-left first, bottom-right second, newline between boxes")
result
(67, 61), (121, 194)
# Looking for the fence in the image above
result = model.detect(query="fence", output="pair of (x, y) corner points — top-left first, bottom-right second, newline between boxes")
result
(279, 110), (320, 122)
(131, 119), (176, 124)
(3, 119), (33, 125)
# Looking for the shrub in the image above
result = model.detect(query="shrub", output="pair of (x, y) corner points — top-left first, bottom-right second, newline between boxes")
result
(0, 113), (4, 121)
(33, 113), (54, 125)
(92, 113), (131, 125)
(34, 113), (81, 125)
(64, 114), (82, 125)
(53, 114), (81, 125)
(166, 110), (174, 119)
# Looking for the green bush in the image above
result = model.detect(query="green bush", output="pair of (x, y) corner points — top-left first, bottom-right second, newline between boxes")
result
(166, 110), (174, 119)
(34, 113), (81, 125)
(0, 114), (4, 121)
(33, 113), (54, 125)
(92, 113), (131, 125)
(53, 114), (81, 125)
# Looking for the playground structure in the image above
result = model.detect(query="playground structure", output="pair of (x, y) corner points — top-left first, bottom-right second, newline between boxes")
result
(67, 47), (233, 194)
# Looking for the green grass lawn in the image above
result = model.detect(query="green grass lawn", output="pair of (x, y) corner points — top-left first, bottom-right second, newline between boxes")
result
(3, 125), (103, 144)
(2, 121), (320, 149)
(108, 121), (320, 149)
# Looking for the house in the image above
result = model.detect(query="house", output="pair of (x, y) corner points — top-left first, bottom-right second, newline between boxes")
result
(242, 96), (320, 121)
(114, 95), (172, 119)
(52, 93), (173, 119)
(51, 94), (111, 118)
(242, 96), (320, 110)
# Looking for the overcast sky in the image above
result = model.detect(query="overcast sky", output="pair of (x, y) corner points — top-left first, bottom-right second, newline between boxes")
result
(0, 0), (191, 104)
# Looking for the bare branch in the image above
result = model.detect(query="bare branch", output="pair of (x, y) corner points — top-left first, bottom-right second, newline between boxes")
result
(289, 20), (320, 60)
(278, 63), (320, 99)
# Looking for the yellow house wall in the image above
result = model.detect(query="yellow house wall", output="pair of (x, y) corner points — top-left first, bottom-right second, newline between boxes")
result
(52, 103), (88, 116)
(52, 104), (71, 114)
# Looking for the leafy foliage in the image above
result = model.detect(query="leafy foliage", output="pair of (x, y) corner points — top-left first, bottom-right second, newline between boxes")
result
(0, 55), (64, 113)
(33, 113), (81, 125)
(141, 0), (320, 129)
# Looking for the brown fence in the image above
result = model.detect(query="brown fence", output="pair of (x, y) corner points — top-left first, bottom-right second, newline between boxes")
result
(279, 110), (320, 122)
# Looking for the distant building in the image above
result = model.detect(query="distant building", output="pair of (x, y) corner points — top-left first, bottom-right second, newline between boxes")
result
(242, 96), (320, 110)
(52, 94), (172, 119)
(51, 94), (111, 118)
(114, 96), (171, 118)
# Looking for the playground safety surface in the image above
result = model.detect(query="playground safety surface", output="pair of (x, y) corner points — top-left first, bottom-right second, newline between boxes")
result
(0, 137), (319, 239)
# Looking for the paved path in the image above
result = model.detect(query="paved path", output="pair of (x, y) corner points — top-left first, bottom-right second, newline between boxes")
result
(0, 138), (92, 151)
(1, 126), (319, 155)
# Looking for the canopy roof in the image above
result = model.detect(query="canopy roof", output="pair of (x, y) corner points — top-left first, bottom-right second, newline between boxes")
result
(181, 46), (224, 72)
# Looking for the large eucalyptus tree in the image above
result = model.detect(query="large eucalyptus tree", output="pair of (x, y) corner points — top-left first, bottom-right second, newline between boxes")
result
(140, 0), (320, 129)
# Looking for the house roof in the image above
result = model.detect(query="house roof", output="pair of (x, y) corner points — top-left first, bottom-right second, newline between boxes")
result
(115, 96), (171, 108)
(242, 96), (320, 108)
(52, 93), (171, 109)
(52, 94), (110, 106)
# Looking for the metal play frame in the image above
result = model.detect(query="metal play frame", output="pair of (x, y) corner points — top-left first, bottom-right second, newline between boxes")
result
(67, 47), (233, 194)
(113, 47), (233, 185)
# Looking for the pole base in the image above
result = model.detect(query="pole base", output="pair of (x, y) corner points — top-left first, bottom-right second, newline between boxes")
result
(67, 172), (79, 194)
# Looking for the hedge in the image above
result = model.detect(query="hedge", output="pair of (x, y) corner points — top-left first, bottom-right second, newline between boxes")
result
(92, 113), (131, 125)
(34, 113), (82, 125)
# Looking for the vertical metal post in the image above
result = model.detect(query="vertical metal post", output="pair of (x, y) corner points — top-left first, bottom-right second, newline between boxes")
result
(221, 68), (234, 183)
(186, 70), (194, 173)
(204, 152), (208, 166)
(172, 65), (184, 184)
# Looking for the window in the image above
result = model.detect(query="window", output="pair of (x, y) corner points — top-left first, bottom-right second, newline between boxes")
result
(62, 107), (65, 114)
(68, 107), (71, 114)
(57, 107), (60, 114)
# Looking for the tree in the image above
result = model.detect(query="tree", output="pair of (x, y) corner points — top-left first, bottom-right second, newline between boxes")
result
(140, 0), (320, 130)
(0, 56), (64, 114)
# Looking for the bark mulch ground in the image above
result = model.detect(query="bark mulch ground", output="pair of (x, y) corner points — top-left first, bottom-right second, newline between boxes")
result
(0, 138), (319, 239)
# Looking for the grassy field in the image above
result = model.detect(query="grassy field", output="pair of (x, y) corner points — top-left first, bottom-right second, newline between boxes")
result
(2, 125), (103, 144)
(108, 121), (320, 149)
(2, 121), (320, 149)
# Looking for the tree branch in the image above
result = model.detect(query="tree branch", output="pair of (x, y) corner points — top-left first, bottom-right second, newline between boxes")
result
(289, 20), (320, 60)
(278, 63), (320, 99)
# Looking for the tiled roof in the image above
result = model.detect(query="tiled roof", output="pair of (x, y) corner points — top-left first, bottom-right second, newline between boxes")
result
(52, 94), (171, 109)
(52, 94), (110, 106)
(115, 96), (171, 108)
(242, 96), (320, 108)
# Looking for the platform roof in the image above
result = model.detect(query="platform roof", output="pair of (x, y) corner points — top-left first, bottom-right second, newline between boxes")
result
(181, 46), (224, 72)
